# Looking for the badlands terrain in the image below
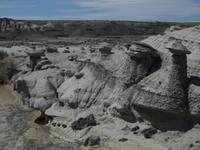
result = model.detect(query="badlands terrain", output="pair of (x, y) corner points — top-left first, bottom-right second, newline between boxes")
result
(1, 18), (200, 150)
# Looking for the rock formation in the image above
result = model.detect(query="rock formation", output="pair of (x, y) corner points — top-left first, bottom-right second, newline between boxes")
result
(166, 39), (191, 102)
(25, 49), (45, 71)
(131, 39), (191, 130)
(9, 25), (200, 149)
(126, 42), (161, 84)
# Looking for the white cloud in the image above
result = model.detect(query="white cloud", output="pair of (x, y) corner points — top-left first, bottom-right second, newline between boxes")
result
(0, 1), (35, 8)
(70, 0), (200, 21)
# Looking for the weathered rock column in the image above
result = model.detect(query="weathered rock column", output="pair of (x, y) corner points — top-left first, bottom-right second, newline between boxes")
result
(25, 50), (45, 71)
(166, 40), (191, 102)
(131, 40), (192, 130)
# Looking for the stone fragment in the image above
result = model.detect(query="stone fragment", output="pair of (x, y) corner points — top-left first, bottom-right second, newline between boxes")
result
(84, 136), (100, 146)
(63, 50), (70, 53)
(118, 138), (128, 142)
(131, 126), (140, 132)
(74, 72), (84, 79)
(71, 114), (97, 130)
(99, 46), (113, 55)
(141, 127), (157, 138)
(46, 47), (58, 53)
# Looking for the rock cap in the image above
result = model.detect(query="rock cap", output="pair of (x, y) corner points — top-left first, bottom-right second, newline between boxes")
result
(166, 39), (191, 55)
(25, 49), (45, 57)
(128, 41), (158, 58)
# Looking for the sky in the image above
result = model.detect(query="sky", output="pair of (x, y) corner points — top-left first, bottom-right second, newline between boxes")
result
(0, 0), (200, 21)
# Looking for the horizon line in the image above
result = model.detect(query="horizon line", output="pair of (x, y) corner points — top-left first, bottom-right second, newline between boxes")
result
(1, 17), (200, 23)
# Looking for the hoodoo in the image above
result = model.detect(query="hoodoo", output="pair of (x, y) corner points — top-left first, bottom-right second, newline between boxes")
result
(166, 39), (191, 102)
(127, 42), (161, 83)
(25, 49), (45, 71)
(131, 39), (191, 130)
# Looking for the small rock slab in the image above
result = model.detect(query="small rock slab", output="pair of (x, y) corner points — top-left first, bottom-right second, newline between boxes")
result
(71, 114), (97, 130)
(141, 127), (157, 138)
(84, 136), (100, 146)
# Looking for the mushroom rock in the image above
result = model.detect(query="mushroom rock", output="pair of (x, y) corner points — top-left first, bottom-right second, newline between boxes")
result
(143, 26), (200, 75)
(131, 39), (191, 130)
(126, 42), (161, 84)
(25, 49), (45, 71)
(166, 39), (191, 98)
(141, 26), (200, 123)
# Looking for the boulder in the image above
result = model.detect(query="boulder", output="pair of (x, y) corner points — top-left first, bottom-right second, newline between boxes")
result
(83, 136), (100, 146)
(60, 70), (74, 78)
(41, 64), (55, 70)
(63, 50), (70, 53)
(71, 114), (97, 130)
(99, 46), (113, 55)
(141, 127), (157, 139)
(74, 72), (84, 79)
(34, 60), (52, 70)
(68, 55), (78, 61)
(46, 47), (58, 53)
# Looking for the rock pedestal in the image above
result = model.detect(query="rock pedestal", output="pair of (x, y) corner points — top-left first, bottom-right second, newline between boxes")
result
(131, 40), (192, 130)
(26, 50), (45, 71)
(127, 42), (161, 83)
(166, 40), (191, 101)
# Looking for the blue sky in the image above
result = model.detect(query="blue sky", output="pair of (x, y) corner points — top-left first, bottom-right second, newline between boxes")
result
(0, 0), (200, 21)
